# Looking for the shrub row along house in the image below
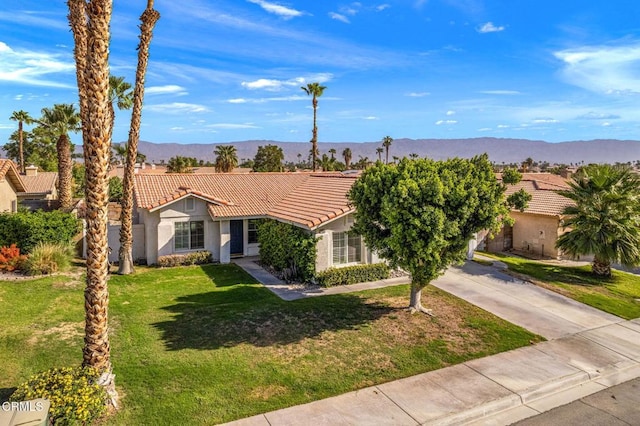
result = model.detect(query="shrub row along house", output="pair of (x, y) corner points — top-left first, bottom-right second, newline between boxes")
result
(113, 172), (381, 272)
(104, 170), (576, 272)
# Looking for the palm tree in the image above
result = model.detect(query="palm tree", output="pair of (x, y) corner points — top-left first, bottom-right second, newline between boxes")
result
(328, 148), (336, 160)
(301, 82), (326, 172)
(342, 147), (352, 169)
(214, 145), (238, 172)
(119, 0), (160, 275)
(376, 147), (383, 162)
(9, 110), (33, 174)
(556, 164), (640, 277)
(68, 0), (116, 406)
(108, 75), (133, 145)
(409, 153), (419, 159)
(112, 143), (127, 165)
(382, 136), (393, 164)
(521, 157), (534, 172)
(39, 104), (81, 210)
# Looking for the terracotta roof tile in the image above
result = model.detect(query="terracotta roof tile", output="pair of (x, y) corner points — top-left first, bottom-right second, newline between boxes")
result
(20, 172), (57, 194)
(505, 180), (574, 216)
(135, 172), (357, 228)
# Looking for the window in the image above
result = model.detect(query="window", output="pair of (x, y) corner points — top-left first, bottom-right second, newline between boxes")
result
(175, 221), (204, 250)
(248, 219), (259, 244)
(185, 197), (195, 212)
(332, 232), (361, 265)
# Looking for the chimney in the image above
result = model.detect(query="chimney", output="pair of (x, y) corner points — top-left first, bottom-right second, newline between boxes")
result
(25, 165), (38, 176)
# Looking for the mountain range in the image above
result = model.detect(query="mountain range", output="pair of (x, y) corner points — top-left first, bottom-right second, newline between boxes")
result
(129, 138), (640, 166)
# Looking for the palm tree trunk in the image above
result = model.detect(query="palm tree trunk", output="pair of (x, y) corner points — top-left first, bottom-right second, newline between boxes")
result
(57, 135), (73, 210)
(18, 122), (25, 174)
(68, 0), (117, 408)
(119, 0), (160, 275)
(312, 97), (318, 172)
(592, 256), (612, 277)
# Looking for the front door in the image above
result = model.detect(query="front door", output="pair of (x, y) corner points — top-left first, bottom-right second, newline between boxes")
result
(230, 220), (244, 257)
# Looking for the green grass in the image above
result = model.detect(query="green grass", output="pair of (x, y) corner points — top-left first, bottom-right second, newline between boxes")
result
(479, 252), (640, 319)
(1, 263), (542, 425)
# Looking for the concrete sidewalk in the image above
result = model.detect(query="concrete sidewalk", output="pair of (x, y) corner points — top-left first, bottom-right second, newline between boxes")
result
(227, 259), (640, 425)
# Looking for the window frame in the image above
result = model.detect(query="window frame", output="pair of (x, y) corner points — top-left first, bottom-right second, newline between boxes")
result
(174, 220), (205, 251)
(185, 197), (196, 212)
(332, 231), (362, 265)
(247, 219), (259, 244)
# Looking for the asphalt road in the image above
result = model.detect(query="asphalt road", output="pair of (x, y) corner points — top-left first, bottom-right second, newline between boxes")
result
(513, 378), (640, 425)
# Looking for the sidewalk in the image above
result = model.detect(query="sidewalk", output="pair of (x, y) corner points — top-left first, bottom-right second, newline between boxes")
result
(227, 259), (640, 425)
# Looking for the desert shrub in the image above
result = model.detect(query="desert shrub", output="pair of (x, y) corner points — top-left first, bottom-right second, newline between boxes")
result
(0, 244), (27, 272)
(10, 366), (107, 425)
(257, 219), (316, 282)
(23, 242), (73, 275)
(316, 263), (390, 287)
(157, 251), (212, 267)
(0, 210), (81, 253)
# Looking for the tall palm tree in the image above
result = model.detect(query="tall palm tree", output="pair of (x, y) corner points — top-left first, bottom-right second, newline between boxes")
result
(382, 135), (393, 164)
(328, 148), (336, 160)
(112, 143), (127, 165)
(556, 164), (640, 277)
(376, 147), (383, 162)
(342, 147), (352, 169)
(108, 75), (133, 145)
(39, 104), (81, 210)
(119, 0), (160, 275)
(301, 82), (326, 172)
(214, 145), (238, 172)
(9, 110), (33, 174)
(68, 0), (116, 406)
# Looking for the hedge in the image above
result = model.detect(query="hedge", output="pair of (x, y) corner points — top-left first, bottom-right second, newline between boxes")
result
(157, 251), (212, 267)
(0, 210), (81, 253)
(257, 219), (316, 282)
(316, 263), (390, 287)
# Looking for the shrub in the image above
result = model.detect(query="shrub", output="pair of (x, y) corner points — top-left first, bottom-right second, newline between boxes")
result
(23, 242), (73, 275)
(0, 210), (81, 253)
(316, 263), (390, 287)
(10, 366), (107, 425)
(257, 219), (316, 282)
(157, 251), (212, 267)
(0, 244), (27, 272)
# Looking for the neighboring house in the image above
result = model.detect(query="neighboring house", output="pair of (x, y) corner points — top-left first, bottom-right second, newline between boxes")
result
(18, 165), (58, 201)
(124, 172), (380, 270)
(0, 159), (26, 213)
(481, 173), (574, 259)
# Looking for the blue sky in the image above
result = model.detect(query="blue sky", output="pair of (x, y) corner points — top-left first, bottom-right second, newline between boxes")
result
(1, 0), (640, 145)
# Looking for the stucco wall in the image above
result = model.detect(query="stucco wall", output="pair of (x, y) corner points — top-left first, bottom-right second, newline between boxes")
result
(0, 179), (18, 213)
(510, 212), (561, 258)
(106, 224), (145, 263)
(314, 213), (372, 272)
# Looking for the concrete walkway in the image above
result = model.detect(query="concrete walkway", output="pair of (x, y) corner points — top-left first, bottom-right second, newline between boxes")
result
(227, 259), (640, 425)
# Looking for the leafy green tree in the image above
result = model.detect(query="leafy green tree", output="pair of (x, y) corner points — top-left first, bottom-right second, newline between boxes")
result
(253, 144), (284, 172)
(556, 164), (640, 277)
(108, 176), (123, 202)
(4, 128), (56, 172)
(349, 155), (509, 313)
(166, 156), (194, 173)
(501, 167), (532, 212)
(214, 145), (238, 173)
(301, 82), (326, 171)
(382, 135), (393, 164)
(9, 110), (33, 173)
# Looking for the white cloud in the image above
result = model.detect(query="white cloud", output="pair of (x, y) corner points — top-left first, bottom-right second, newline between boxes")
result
(478, 90), (520, 95)
(554, 43), (640, 94)
(405, 92), (430, 97)
(170, 127), (185, 131)
(446, 110), (455, 116)
(242, 78), (283, 90)
(247, 0), (304, 19)
(242, 74), (332, 91)
(532, 117), (559, 123)
(478, 127), (492, 132)
(14, 94), (23, 100)
(363, 116), (379, 120)
(435, 120), (458, 125)
(206, 123), (259, 129)
(0, 41), (75, 88)
(477, 22), (505, 33)
(227, 98), (248, 104)
(329, 12), (350, 23)
(497, 124), (510, 128)
(146, 102), (210, 113)
(376, 4), (391, 11)
(146, 85), (188, 96)
(602, 122), (612, 127)
(576, 111), (621, 120)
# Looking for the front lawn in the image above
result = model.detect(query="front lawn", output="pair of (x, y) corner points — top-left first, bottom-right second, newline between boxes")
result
(1, 263), (542, 425)
(479, 252), (640, 319)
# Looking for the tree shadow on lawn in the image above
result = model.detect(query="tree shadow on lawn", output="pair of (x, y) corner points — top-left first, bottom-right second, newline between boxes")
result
(0, 387), (16, 403)
(152, 285), (393, 350)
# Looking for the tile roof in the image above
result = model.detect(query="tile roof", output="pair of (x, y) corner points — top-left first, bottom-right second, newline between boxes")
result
(502, 174), (574, 216)
(135, 172), (358, 228)
(20, 172), (57, 195)
(0, 160), (27, 192)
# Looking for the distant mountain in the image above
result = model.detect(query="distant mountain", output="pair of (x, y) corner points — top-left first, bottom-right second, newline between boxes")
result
(129, 138), (640, 166)
(3, 137), (639, 166)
